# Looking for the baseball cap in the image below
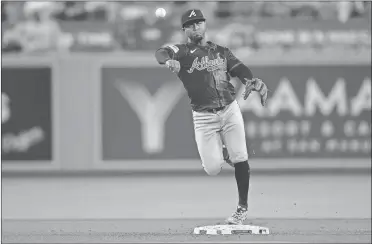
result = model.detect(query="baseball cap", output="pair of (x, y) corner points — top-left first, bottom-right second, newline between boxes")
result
(181, 9), (206, 28)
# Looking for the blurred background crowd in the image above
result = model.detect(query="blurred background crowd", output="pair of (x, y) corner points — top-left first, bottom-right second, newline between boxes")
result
(2, 1), (371, 58)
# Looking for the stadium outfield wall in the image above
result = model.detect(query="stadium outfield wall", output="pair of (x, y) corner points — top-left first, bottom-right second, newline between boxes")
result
(1, 53), (371, 174)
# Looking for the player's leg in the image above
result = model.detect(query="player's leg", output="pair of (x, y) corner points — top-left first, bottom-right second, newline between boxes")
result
(220, 100), (250, 224)
(221, 100), (249, 165)
(192, 111), (225, 176)
(221, 140), (234, 167)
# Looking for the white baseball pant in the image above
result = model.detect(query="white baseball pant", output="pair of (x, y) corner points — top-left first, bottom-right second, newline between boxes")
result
(192, 100), (248, 175)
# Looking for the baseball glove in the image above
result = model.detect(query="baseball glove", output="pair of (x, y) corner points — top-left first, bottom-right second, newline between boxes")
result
(243, 78), (268, 106)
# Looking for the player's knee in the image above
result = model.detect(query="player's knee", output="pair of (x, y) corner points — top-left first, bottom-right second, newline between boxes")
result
(203, 159), (224, 176)
(204, 166), (221, 176)
(230, 152), (248, 164)
(201, 155), (224, 175)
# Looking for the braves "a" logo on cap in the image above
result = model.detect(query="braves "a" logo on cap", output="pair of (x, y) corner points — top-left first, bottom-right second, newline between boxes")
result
(189, 10), (196, 17)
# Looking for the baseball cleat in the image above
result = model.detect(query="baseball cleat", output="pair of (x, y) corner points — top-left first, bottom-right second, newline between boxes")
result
(222, 145), (234, 168)
(225, 205), (249, 225)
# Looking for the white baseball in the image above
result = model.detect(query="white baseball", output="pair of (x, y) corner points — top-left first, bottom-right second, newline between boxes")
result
(155, 8), (166, 18)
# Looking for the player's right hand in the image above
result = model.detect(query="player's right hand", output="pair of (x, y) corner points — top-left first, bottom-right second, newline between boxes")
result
(165, 60), (180, 74)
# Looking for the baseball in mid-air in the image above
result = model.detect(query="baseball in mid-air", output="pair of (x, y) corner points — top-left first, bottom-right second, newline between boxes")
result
(155, 8), (166, 18)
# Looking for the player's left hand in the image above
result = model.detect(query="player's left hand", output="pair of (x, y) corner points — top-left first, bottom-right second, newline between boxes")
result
(243, 78), (268, 106)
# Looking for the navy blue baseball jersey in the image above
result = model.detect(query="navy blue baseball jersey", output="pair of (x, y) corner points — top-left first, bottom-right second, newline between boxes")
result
(155, 41), (247, 112)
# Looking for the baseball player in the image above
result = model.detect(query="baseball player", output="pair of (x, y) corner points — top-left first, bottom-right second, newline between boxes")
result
(155, 9), (268, 225)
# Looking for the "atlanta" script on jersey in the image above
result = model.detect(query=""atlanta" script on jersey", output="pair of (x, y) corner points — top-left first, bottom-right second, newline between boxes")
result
(187, 55), (227, 74)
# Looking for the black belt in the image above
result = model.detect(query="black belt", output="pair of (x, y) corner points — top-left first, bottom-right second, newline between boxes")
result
(206, 106), (225, 113)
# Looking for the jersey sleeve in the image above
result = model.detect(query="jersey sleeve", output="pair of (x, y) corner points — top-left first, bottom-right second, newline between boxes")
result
(225, 47), (243, 74)
(155, 44), (185, 64)
(224, 47), (253, 82)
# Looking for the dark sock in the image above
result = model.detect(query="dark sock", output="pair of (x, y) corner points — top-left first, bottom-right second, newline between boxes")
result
(234, 160), (250, 209)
